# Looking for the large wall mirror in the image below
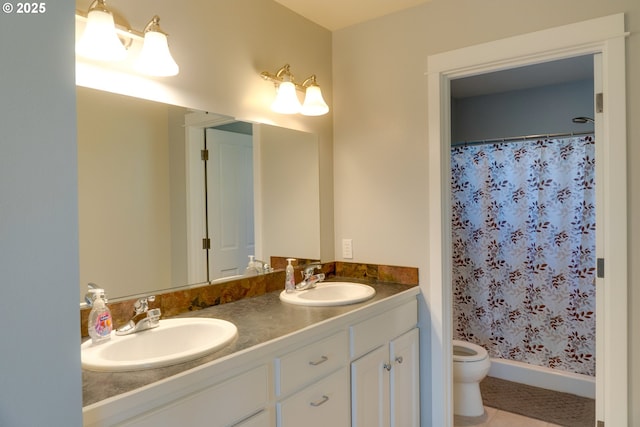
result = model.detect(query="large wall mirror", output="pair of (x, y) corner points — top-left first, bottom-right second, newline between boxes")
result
(77, 86), (321, 302)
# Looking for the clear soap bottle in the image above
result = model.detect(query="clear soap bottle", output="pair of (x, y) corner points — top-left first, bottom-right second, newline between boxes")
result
(246, 255), (259, 275)
(285, 258), (296, 293)
(87, 288), (113, 344)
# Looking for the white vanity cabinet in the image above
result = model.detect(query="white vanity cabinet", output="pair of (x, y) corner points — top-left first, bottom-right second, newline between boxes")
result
(275, 331), (350, 427)
(82, 287), (420, 427)
(350, 300), (420, 427)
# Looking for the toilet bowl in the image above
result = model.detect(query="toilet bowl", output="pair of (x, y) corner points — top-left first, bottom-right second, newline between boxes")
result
(453, 339), (491, 417)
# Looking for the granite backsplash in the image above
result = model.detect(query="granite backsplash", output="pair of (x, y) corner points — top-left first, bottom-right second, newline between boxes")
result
(80, 260), (418, 337)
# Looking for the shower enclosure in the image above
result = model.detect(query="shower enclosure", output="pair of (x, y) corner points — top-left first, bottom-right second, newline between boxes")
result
(451, 135), (596, 377)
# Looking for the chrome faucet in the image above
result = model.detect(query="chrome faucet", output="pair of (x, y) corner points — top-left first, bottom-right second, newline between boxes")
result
(295, 264), (325, 290)
(251, 259), (272, 274)
(116, 295), (161, 336)
(245, 256), (272, 275)
(255, 260), (273, 274)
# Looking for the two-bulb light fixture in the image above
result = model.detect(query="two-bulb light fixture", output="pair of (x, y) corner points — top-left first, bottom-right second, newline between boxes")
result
(261, 64), (329, 116)
(75, 0), (179, 77)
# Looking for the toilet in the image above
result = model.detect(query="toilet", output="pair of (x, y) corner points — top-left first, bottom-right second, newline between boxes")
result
(452, 339), (491, 417)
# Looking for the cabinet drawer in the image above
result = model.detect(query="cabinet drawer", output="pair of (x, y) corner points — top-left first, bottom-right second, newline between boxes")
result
(277, 367), (350, 427)
(350, 299), (417, 359)
(275, 330), (348, 396)
(119, 365), (269, 427)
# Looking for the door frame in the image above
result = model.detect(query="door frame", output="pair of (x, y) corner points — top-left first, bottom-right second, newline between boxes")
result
(426, 14), (628, 427)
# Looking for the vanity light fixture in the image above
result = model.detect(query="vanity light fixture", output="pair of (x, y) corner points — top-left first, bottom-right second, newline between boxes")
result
(261, 64), (329, 116)
(75, 0), (179, 77)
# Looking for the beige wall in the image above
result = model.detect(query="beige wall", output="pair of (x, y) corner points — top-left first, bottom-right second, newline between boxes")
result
(256, 124), (321, 262)
(77, 87), (177, 299)
(332, 0), (639, 424)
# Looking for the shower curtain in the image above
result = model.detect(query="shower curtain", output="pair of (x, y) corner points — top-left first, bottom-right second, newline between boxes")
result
(451, 135), (596, 376)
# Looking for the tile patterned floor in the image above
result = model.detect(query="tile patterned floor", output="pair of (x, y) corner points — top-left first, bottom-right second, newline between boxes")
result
(455, 407), (565, 427)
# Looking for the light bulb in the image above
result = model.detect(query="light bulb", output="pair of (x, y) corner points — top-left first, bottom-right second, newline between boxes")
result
(134, 30), (179, 77)
(76, 8), (127, 61)
(271, 81), (301, 114)
(301, 85), (329, 116)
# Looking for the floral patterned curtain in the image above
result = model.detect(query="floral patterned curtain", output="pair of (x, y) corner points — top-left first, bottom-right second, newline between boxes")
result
(451, 136), (596, 376)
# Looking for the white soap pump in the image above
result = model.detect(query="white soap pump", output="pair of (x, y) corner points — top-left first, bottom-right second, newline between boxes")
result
(285, 258), (296, 293)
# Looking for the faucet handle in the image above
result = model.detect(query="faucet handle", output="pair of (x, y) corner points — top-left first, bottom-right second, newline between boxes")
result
(146, 308), (161, 321)
(303, 264), (322, 277)
(133, 295), (155, 314)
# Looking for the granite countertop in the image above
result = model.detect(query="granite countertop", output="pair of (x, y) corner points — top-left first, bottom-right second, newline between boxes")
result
(82, 279), (416, 406)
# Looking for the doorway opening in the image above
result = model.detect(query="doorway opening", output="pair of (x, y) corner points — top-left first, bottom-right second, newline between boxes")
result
(425, 14), (628, 427)
(449, 57), (596, 424)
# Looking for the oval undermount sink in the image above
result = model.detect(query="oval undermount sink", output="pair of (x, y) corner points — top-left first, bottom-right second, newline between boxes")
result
(81, 317), (237, 372)
(279, 281), (376, 307)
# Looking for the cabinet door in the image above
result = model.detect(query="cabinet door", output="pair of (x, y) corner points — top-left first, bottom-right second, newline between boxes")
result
(390, 328), (420, 427)
(351, 345), (390, 427)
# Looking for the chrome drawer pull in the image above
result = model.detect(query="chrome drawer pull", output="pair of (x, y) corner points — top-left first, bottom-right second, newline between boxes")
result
(309, 355), (328, 366)
(310, 395), (330, 407)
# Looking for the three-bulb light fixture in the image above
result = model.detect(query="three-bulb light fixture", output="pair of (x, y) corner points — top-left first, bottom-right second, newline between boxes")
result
(261, 64), (329, 116)
(76, 0), (179, 77)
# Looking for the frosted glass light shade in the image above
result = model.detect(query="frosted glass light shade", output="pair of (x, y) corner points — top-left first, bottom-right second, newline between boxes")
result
(301, 85), (329, 116)
(134, 31), (179, 77)
(76, 9), (127, 61)
(271, 81), (301, 114)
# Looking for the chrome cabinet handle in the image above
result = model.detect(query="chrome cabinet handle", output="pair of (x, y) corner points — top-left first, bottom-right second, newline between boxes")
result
(309, 355), (328, 366)
(383, 362), (392, 371)
(395, 356), (403, 364)
(310, 395), (329, 407)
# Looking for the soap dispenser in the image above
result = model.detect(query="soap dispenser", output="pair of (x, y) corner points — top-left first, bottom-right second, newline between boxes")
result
(285, 258), (296, 293)
(246, 255), (259, 275)
(87, 287), (113, 344)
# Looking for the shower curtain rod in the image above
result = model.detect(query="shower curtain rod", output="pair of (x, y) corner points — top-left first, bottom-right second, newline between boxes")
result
(452, 130), (594, 148)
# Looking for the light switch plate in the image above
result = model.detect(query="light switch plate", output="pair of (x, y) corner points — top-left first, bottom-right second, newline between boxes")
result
(342, 238), (353, 259)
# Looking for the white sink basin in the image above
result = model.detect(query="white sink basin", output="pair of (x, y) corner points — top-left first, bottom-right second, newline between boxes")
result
(81, 317), (237, 372)
(279, 281), (376, 307)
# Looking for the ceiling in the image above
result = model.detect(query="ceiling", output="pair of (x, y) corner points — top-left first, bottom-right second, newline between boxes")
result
(273, 0), (432, 31)
(272, 1), (593, 97)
